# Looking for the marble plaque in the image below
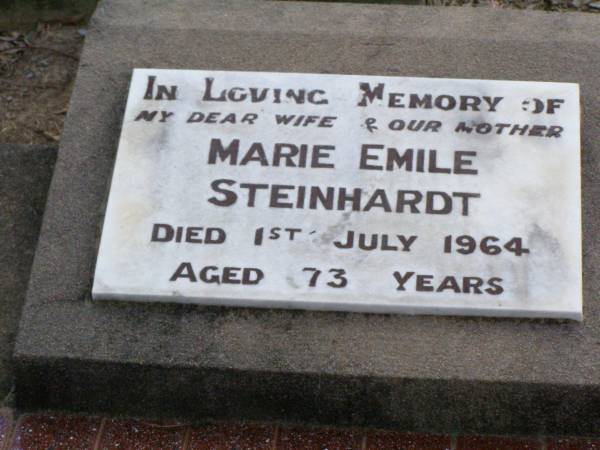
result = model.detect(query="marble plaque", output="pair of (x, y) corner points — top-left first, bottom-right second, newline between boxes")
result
(92, 69), (582, 320)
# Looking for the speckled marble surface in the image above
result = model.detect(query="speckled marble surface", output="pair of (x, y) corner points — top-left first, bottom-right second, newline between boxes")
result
(94, 69), (582, 320)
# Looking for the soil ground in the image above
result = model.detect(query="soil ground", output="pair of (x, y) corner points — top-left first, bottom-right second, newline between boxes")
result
(0, 25), (83, 145)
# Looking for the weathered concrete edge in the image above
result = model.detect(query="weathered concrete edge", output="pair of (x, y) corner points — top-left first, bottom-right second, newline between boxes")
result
(93, 0), (599, 43)
(0, 145), (57, 398)
(14, 355), (600, 436)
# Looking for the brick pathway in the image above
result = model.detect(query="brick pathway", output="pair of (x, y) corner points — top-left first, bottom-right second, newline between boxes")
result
(0, 409), (598, 449)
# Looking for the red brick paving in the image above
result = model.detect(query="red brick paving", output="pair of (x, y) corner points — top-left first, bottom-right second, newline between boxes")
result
(0, 408), (11, 450)
(2, 410), (600, 449)
(365, 430), (451, 449)
(187, 422), (274, 449)
(277, 425), (363, 450)
(456, 434), (543, 449)
(548, 438), (600, 450)
(10, 413), (100, 450)
(97, 418), (187, 450)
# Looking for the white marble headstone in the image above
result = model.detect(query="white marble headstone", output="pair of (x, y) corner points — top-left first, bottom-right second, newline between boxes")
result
(92, 69), (582, 320)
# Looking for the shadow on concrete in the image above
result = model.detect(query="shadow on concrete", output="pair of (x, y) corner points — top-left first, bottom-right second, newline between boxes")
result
(0, 145), (57, 400)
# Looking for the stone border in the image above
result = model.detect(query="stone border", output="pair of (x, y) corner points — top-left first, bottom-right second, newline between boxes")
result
(0, 145), (57, 397)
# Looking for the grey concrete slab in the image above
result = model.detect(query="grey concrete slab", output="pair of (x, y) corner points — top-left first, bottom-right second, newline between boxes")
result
(13, 0), (600, 436)
(0, 145), (56, 399)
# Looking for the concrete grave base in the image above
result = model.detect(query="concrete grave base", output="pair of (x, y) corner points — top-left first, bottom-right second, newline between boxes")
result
(14, 0), (600, 436)
(0, 145), (57, 397)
